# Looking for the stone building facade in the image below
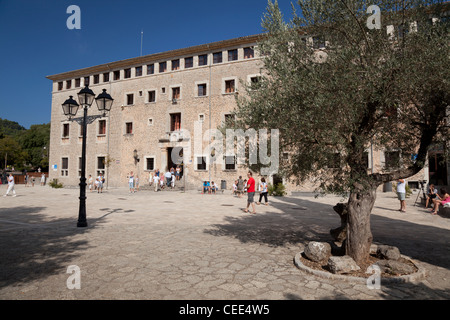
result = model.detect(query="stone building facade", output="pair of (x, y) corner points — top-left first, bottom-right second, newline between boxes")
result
(47, 34), (446, 194)
(47, 35), (271, 191)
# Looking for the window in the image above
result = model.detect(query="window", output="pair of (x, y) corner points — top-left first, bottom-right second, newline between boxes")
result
(126, 93), (134, 105)
(62, 123), (70, 138)
(148, 90), (156, 103)
(172, 59), (180, 71)
(135, 66), (142, 77)
(98, 120), (106, 135)
(103, 73), (109, 82)
(198, 83), (207, 97)
(75, 78), (81, 87)
(172, 87), (180, 100)
(199, 114), (205, 122)
(93, 74), (99, 84)
(185, 57), (193, 68)
(224, 114), (235, 126)
(161, 87), (166, 94)
(97, 156), (105, 176)
(125, 122), (133, 134)
(197, 156), (207, 170)
(84, 76), (90, 86)
(147, 64), (154, 75)
(66, 80), (72, 89)
(146, 157), (155, 171)
(159, 62), (167, 73)
(224, 156), (236, 170)
(363, 152), (370, 169)
(228, 49), (238, 61)
(213, 52), (222, 64)
(58, 82), (63, 91)
(124, 68), (131, 78)
(244, 47), (254, 59)
(198, 54), (208, 66)
(385, 151), (400, 169)
(170, 113), (181, 131)
(148, 118), (153, 126)
(225, 80), (235, 93)
(114, 70), (120, 80)
(61, 157), (69, 176)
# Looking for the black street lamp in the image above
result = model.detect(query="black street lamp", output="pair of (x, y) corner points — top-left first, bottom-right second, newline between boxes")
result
(62, 86), (113, 227)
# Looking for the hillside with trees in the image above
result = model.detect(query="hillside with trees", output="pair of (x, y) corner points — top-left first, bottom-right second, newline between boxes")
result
(0, 119), (50, 172)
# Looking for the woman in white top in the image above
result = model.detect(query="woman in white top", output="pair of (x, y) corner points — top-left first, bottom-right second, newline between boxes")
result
(128, 172), (135, 193)
(257, 178), (269, 205)
(4, 174), (16, 197)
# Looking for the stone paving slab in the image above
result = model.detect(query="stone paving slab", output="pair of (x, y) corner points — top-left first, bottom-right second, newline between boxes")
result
(0, 185), (449, 300)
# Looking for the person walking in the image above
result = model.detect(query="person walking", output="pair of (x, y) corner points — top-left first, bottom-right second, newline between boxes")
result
(153, 174), (160, 192)
(171, 170), (175, 188)
(397, 178), (406, 212)
(176, 166), (181, 181)
(243, 171), (256, 214)
(128, 172), (135, 193)
(4, 174), (17, 197)
(237, 176), (244, 198)
(88, 175), (93, 192)
(135, 175), (140, 192)
(97, 173), (104, 193)
(257, 177), (269, 205)
(40, 173), (46, 186)
(164, 169), (172, 188)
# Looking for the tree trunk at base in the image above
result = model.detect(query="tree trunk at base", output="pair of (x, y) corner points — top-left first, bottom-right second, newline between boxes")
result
(345, 186), (377, 266)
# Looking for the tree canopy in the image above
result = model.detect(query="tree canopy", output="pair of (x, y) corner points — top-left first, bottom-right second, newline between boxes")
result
(232, 0), (449, 264)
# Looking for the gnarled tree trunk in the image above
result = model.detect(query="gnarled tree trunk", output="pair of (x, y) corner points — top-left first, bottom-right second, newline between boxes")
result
(345, 184), (377, 266)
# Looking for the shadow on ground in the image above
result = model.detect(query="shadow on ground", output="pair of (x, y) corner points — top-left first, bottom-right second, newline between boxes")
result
(0, 206), (112, 289)
(205, 195), (450, 299)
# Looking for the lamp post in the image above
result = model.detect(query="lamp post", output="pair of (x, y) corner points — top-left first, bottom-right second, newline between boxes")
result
(62, 86), (113, 227)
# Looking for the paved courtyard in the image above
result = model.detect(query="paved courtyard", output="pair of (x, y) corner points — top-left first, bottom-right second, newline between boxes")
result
(0, 184), (449, 300)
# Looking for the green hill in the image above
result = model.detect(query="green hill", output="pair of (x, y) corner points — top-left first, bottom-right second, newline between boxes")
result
(0, 118), (26, 137)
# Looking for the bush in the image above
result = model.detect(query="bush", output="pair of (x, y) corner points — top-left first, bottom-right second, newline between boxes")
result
(268, 183), (286, 197)
(49, 179), (63, 189)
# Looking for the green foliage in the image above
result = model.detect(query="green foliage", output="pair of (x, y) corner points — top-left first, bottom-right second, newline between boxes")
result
(268, 183), (287, 196)
(0, 121), (50, 171)
(234, 0), (449, 195)
(49, 179), (63, 189)
(0, 118), (25, 137)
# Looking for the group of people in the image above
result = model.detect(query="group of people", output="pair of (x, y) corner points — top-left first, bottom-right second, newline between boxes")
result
(397, 179), (450, 215)
(425, 184), (450, 215)
(202, 181), (219, 194)
(127, 166), (182, 193)
(24, 173), (46, 187)
(233, 175), (269, 206)
(88, 173), (105, 193)
(233, 172), (269, 214)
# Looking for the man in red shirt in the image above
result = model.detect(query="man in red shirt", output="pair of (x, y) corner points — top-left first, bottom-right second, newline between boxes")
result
(244, 171), (256, 214)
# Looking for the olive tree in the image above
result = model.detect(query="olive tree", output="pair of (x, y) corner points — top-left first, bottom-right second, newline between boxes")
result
(233, 0), (449, 265)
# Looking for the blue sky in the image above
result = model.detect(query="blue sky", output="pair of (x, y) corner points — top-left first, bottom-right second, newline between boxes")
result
(0, 0), (294, 129)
